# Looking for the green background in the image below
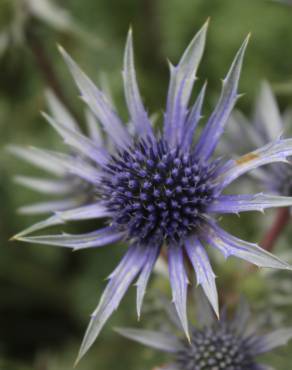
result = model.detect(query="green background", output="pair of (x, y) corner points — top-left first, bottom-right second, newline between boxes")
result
(1, 0), (292, 369)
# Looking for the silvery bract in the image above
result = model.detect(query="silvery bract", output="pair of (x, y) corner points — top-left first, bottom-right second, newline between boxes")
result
(11, 22), (292, 362)
(8, 90), (100, 219)
(225, 81), (292, 199)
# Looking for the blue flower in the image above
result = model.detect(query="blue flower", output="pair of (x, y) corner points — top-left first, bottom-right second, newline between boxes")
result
(11, 22), (292, 361)
(116, 296), (292, 370)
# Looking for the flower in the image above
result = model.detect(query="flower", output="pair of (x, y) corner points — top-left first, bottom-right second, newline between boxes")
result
(116, 296), (292, 370)
(224, 81), (292, 198)
(11, 21), (292, 361)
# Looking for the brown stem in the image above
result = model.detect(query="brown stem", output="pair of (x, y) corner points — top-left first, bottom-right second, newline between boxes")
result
(260, 207), (290, 252)
(25, 24), (79, 122)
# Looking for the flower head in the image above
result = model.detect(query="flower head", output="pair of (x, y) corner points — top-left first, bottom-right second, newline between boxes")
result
(116, 297), (292, 370)
(11, 22), (292, 362)
(102, 138), (219, 246)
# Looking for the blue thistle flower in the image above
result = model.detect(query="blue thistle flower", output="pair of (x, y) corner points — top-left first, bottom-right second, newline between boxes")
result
(11, 22), (292, 361)
(116, 297), (292, 370)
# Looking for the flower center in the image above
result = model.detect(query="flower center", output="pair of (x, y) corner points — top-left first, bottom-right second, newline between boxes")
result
(102, 139), (218, 245)
(176, 325), (256, 370)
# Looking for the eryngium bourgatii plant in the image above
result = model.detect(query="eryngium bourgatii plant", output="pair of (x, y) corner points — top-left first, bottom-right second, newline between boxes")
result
(116, 297), (292, 370)
(11, 21), (292, 361)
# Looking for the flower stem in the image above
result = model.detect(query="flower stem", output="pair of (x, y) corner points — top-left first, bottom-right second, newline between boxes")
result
(260, 207), (290, 252)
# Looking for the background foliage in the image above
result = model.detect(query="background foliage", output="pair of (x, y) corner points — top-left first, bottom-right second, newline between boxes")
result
(1, 0), (292, 369)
